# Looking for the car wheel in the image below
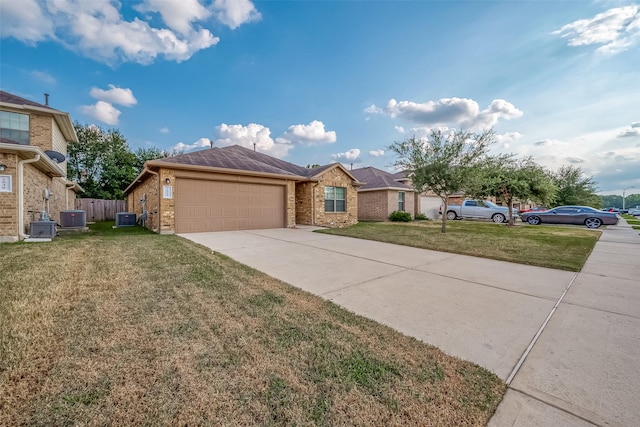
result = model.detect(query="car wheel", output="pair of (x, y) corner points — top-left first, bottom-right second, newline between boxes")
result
(446, 211), (457, 220)
(492, 213), (506, 223)
(585, 218), (602, 229)
(527, 216), (541, 225)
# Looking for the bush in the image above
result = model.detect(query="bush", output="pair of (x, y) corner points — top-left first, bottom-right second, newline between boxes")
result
(414, 213), (428, 221)
(389, 211), (412, 222)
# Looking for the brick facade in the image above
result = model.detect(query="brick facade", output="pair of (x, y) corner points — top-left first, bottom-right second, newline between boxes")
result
(358, 190), (416, 221)
(0, 96), (79, 242)
(127, 164), (358, 234)
(298, 166), (358, 228)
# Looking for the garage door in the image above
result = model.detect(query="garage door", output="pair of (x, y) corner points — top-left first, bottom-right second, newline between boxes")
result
(420, 196), (442, 219)
(175, 179), (286, 233)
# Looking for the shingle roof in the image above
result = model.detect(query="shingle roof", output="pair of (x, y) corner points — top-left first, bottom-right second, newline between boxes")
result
(351, 167), (413, 191)
(157, 145), (344, 178)
(0, 91), (55, 110)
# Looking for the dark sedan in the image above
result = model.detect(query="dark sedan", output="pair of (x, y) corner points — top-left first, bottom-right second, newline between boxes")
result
(520, 206), (618, 229)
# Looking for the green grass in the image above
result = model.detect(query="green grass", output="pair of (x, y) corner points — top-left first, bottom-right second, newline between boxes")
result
(317, 220), (599, 271)
(0, 222), (504, 426)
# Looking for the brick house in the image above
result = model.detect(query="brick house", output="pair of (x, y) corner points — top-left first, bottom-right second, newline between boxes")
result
(124, 145), (362, 233)
(350, 166), (417, 221)
(0, 91), (82, 242)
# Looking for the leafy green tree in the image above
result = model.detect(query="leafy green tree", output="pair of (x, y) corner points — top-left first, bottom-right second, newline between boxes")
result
(553, 165), (601, 208)
(468, 156), (557, 225)
(133, 147), (174, 174)
(389, 129), (496, 233)
(68, 123), (137, 199)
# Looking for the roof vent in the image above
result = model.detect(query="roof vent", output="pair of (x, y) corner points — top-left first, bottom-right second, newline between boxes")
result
(44, 93), (49, 106)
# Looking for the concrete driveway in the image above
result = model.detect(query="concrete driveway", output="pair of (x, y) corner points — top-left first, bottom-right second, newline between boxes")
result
(180, 220), (640, 426)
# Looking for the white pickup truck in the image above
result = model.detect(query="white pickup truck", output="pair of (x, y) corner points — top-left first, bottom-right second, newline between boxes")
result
(443, 200), (516, 223)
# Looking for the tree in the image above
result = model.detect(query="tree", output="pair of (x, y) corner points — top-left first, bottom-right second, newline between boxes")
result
(467, 156), (557, 225)
(134, 147), (174, 174)
(389, 129), (496, 233)
(553, 165), (601, 208)
(68, 123), (137, 199)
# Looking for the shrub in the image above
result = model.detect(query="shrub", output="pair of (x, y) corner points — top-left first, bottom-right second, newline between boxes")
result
(414, 213), (428, 221)
(389, 211), (412, 222)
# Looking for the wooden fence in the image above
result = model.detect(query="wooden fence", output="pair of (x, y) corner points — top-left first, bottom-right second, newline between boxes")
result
(74, 198), (128, 222)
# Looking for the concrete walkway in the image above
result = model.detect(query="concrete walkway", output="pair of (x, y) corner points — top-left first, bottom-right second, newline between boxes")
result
(489, 219), (640, 427)
(180, 219), (639, 426)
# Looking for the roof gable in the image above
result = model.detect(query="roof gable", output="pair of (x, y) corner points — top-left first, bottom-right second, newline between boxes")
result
(351, 167), (414, 191)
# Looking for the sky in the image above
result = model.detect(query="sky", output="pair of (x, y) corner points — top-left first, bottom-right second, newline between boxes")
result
(1, 0), (639, 195)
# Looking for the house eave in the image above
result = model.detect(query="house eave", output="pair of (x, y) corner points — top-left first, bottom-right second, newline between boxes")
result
(0, 143), (66, 177)
(0, 101), (78, 143)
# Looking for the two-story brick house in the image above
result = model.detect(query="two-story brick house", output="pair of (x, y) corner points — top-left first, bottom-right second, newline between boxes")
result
(0, 91), (82, 242)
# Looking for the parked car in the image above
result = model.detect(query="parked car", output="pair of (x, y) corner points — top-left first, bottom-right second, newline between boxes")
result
(521, 206), (618, 229)
(443, 200), (517, 223)
(518, 206), (548, 214)
(628, 208), (640, 216)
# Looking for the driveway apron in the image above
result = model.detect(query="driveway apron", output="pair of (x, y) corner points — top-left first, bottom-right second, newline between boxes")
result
(180, 220), (639, 426)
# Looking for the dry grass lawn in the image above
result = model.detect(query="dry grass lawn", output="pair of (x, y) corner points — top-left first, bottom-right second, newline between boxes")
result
(0, 223), (504, 426)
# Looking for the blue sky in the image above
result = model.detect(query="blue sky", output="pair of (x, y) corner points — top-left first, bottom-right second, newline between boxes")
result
(1, 0), (639, 194)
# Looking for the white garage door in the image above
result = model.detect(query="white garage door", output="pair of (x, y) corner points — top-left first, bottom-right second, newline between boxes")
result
(420, 196), (442, 219)
(175, 179), (286, 233)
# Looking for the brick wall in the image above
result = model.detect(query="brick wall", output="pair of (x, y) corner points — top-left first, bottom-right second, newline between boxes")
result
(0, 153), (18, 241)
(311, 167), (358, 228)
(358, 190), (416, 221)
(128, 172), (160, 232)
(295, 181), (314, 225)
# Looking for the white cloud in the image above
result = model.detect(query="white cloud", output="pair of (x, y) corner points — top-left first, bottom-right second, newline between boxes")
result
(80, 101), (121, 125)
(331, 148), (361, 162)
(89, 85), (137, 106)
(171, 137), (211, 152)
(159, 127), (170, 134)
(1, 0), (225, 65)
(381, 97), (522, 130)
(30, 70), (56, 85)
(275, 120), (337, 145)
(364, 104), (383, 114)
(215, 123), (292, 158)
(212, 0), (261, 29)
(369, 149), (385, 157)
(495, 131), (523, 148)
(553, 5), (640, 54)
(394, 126), (406, 134)
(0, 0), (54, 43)
(135, 0), (210, 35)
(618, 122), (640, 138)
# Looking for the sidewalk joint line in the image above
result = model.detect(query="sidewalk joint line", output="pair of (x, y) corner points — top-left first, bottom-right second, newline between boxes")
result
(505, 272), (579, 385)
(507, 387), (602, 426)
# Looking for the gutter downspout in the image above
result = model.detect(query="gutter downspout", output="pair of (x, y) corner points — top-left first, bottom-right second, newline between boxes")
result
(145, 168), (161, 233)
(65, 182), (76, 210)
(18, 154), (41, 239)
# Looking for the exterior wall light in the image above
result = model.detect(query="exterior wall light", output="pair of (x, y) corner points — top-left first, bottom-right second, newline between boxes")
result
(165, 178), (171, 184)
(0, 164), (6, 171)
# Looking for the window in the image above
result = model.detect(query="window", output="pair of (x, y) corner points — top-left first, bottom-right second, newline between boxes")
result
(0, 111), (30, 145)
(398, 192), (405, 211)
(324, 186), (346, 212)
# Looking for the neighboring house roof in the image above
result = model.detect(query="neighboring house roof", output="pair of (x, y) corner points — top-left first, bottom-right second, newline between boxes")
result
(0, 91), (78, 143)
(351, 167), (414, 192)
(126, 145), (362, 194)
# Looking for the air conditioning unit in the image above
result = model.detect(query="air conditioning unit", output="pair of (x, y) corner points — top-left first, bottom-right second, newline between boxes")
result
(115, 212), (137, 227)
(60, 210), (87, 228)
(30, 221), (56, 238)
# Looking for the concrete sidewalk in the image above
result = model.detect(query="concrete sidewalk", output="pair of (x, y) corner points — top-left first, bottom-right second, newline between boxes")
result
(489, 218), (640, 426)
(180, 220), (639, 426)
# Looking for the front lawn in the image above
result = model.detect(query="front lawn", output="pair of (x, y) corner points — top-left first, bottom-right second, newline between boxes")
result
(317, 221), (600, 271)
(0, 223), (504, 426)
